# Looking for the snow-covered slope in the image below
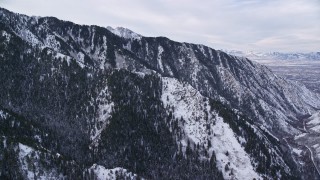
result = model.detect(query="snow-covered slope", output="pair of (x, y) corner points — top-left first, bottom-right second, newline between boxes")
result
(107, 26), (142, 40)
(88, 164), (141, 180)
(89, 83), (114, 147)
(307, 112), (320, 133)
(162, 77), (261, 180)
(18, 143), (64, 179)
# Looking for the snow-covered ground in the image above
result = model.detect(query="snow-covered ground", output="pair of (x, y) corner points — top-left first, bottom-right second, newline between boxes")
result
(157, 46), (164, 72)
(107, 26), (142, 40)
(88, 164), (141, 180)
(307, 112), (320, 133)
(90, 84), (114, 148)
(18, 143), (64, 179)
(161, 77), (261, 180)
(0, 110), (8, 119)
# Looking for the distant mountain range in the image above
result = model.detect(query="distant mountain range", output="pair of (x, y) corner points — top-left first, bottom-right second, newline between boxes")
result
(226, 50), (320, 61)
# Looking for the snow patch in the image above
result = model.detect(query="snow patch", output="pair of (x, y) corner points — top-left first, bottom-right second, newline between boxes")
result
(75, 52), (85, 68)
(55, 52), (72, 66)
(157, 46), (164, 72)
(45, 35), (60, 51)
(115, 52), (128, 69)
(88, 164), (141, 180)
(18, 143), (64, 179)
(310, 125), (320, 132)
(307, 112), (320, 126)
(0, 110), (8, 119)
(19, 143), (33, 158)
(107, 26), (142, 40)
(313, 144), (320, 149)
(292, 148), (303, 156)
(19, 29), (42, 46)
(294, 133), (307, 140)
(99, 36), (108, 69)
(2, 136), (7, 148)
(90, 84), (114, 147)
(1, 30), (11, 42)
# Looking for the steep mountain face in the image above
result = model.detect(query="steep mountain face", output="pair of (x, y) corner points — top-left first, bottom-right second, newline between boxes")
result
(1, 8), (320, 179)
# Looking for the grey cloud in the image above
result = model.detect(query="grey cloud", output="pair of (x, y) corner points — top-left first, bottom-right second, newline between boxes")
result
(1, 0), (319, 52)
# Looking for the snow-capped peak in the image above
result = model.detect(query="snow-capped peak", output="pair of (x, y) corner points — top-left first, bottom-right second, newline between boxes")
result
(106, 26), (142, 40)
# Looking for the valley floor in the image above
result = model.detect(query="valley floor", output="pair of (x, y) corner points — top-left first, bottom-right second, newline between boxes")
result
(253, 59), (320, 94)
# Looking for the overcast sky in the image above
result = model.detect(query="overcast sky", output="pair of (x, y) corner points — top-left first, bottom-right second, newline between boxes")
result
(1, 0), (320, 52)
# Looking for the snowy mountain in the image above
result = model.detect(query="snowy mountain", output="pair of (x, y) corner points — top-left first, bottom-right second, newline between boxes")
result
(1, 7), (320, 179)
(226, 50), (320, 61)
